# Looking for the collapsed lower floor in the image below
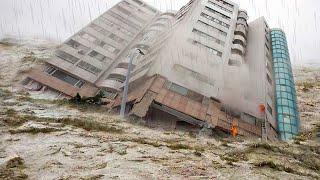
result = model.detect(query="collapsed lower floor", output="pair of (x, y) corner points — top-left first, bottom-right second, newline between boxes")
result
(22, 67), (278, 140)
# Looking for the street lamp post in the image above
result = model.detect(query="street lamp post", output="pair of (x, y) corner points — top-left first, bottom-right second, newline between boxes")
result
(120, 48), (145, 117)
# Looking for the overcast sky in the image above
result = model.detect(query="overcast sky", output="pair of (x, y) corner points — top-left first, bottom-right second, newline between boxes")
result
(0, 0), (319, 65)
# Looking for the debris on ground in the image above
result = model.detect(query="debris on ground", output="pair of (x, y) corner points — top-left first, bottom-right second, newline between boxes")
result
(0, 38), (319, 179)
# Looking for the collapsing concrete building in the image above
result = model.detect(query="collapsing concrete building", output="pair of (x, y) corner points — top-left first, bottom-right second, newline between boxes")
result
(22, 0), (299, 140)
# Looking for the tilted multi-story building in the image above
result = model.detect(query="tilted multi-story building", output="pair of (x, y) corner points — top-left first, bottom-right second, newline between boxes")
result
(22, 0), (300, 140)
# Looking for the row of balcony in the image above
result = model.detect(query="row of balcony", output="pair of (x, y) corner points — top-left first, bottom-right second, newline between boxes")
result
(230, 10), (248, 64)
(100, 12), (175, 92)
(238, 10), (248, 21)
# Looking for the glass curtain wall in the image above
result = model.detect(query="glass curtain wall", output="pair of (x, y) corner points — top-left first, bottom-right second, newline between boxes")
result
(271, 29), (300, 140)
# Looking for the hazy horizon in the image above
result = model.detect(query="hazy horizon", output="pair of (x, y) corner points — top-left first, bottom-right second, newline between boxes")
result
(0, 0), (319, 65)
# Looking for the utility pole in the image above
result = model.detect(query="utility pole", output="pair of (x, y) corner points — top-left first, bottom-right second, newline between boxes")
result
(120, 48), (145, 117)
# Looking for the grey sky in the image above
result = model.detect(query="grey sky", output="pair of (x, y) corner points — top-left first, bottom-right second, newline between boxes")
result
(0, 0), (319, 64)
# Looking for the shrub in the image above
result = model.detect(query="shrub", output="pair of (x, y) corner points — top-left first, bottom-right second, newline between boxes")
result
(300, 82), (314, 92)
(70, 92), (104, 105)
(5, 109), (17, 116)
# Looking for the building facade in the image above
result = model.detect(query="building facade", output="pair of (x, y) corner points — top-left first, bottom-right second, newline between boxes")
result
(23, 0), (160, 98)
(23, 0), (299, 140)
(271, 29), (300, 140)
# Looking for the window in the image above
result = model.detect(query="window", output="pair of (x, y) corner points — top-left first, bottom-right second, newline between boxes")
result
(75, 80), (85, 88)
(120, 28), (134, 37)
(99, 16), (114, 27)
(117, 6), (131, 16)
(107, 76), (125, 83)
(108, 12), (140, 31)
(231, 48), (243, 56)
(96, 40), (106, 48)
(267, 73), (272, 85)
(266, 61), (272, 73)
(265, 34), (270, 43)
(167, 82), (188, 96)
(156, 17), (170, 23)
(79, 32), (97, 43)
(228, 59), (241, 66)
(44, 66), (57, 75)
(165, 81), (204, 103)
(99, 15), (135, 37)
(204, 6), (231, 20)
(120, 1), (133, 9)
(266, 51), (271, 60)
(77, 61), (102, 75)
(267, 103), (273, 115)
(192, 28), (225, 45)
(191, 40), (223, 57)
(144, 5), (157, 13)
(237, 17), (248, 24)
(100, 42), (120, 54)
(90, 23), (110, 36)
(173, 64), (214, 86)
(200, 12), (230, 28)
(130, 11), (145, 24)
(79, 32), (107, 48)
(176, 0), (194, 20)
(265, 43), (270, 51)
(241, 113), (261, 126)
(109, 33), (127, 44)
(88, 51), (106, 62)
(268, 90), (274, 101)
(100, 89), (118, 99)
(197, 20), (227, 36)
(56, 50), (79, 64)
(283, 124), (292, 132)
(212, 0), (234, 9)
(233, 39), (245, 47)
(141, 31), (157, 42)
(65, 39), (90, 55)
(207, 0), (233, 13)
(118, 6), (146, 24)
(132, 0), (143, 6)
(51, 69), (84, 88)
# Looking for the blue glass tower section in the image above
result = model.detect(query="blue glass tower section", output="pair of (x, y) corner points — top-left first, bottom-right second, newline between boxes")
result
(271, 29), (300, 140)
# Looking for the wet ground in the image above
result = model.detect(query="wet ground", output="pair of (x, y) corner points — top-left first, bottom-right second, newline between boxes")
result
(293, 66), (320, 131)
(0, 38), (319, 179)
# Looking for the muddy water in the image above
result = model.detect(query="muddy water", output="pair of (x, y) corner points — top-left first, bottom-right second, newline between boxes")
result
(0, 118), (209, 179)
(0, 38), (319, 179)
(0, 38), (56, 88)
(1, 92), (318, 180)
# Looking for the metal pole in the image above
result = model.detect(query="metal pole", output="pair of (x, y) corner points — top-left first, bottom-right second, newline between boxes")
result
(264, 113), (268, 141)
(120, 49), (144, 117)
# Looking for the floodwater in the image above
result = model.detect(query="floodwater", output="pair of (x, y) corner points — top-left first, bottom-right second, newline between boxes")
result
(0, 37), (319, 179)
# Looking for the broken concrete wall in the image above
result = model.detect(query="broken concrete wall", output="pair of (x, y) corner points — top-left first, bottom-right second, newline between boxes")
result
(111, 75), (263, 138)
